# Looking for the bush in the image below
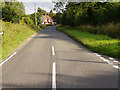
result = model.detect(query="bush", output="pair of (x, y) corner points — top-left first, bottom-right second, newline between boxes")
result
(19, 17), (34, 25)
(76, 23), (119, 38)
(2, 5), (20, 23)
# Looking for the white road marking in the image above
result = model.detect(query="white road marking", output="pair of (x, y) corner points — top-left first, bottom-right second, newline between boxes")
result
(113, 65), (119, 69)
(96, 54), (101, 57)
(93, 53), (98, 55)
(0, 52), (17, 66)
(100, 57), (108, 62)
(93, 53), (101, 57)
(52, 62), (56, 90)
(109, 57), (114, 60)
(100, 57), (104, 60)
(100, 57), (113, 65)
(113, 61), (118, 63)
(94, 53), (119, 69)
(52, 46), (55, 56)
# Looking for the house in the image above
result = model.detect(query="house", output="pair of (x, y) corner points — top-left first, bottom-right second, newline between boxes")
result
(41, 14), (54, 25)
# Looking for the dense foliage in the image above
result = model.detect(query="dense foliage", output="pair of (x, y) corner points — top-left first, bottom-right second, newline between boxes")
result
(2, 5), (20, 23)
(2, 0), (25, 23)
(49, 10), (56, 21)
(55, 2), (120, 26)
(54, 2), (120, 38)
(19, 17), (34, 25)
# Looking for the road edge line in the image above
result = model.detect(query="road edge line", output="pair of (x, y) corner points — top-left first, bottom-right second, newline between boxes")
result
(0, 52), (17, 66)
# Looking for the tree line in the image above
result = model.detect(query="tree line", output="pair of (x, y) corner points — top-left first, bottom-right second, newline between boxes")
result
(2, 0), (25, 23)
(1, 0), (55, 25)
(54, 2), (120, 26)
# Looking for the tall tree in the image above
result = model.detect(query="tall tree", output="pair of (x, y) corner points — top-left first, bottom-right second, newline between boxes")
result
(2, 0), (25, 23)
(54, 2), (120, 26)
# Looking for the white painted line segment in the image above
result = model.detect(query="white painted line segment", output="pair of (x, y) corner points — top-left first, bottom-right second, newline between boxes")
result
(52, 46), (55, 56)
(52, 62), (56, 89)
(100, 57), (104, 60)
(0, 52), (17, 66)
(107, 61), (113, 65)
(93, 53), (98, 55)
(96, 54), (101, 57)
(109, 57), (114, 60)
(100, 57), (113, 65)
(94, 53), (101, 57)
(94, 53), (119, 69)
(113, 61), (118, 63)
(113, 65), (119, 69)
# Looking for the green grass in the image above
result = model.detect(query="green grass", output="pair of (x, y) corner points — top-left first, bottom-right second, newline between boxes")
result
(64, 23), (120, 38)
(1, 21), (45, 60)
(56, 26), (120, 59)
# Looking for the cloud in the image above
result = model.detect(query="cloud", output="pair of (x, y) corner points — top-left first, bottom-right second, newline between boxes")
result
(20, 1), (55, 15)
(18, 0), (52, 2)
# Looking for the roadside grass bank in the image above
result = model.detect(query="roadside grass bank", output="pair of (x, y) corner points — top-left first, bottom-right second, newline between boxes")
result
(64, 23), (120, 38)
(1, 21), (46, 60)
(56, 26), (120, 60)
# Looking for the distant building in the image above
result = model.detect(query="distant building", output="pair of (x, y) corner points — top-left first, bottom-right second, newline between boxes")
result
(41, 14), (54, 25)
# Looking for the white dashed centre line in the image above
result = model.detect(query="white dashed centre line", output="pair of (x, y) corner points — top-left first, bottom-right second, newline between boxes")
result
(52, 62), (56, 90)
(52, 46), (55, 56)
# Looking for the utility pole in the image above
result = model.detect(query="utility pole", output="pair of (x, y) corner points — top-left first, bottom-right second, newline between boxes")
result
(34, 3), (37, 26)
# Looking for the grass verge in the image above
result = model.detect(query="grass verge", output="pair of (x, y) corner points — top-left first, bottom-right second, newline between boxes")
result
(75, 23), (120, 38)
(56, 26), (120, 60)
(1, 21), (45, 60)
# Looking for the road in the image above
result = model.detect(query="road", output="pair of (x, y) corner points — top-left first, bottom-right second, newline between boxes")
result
(2, 26), (119, 89)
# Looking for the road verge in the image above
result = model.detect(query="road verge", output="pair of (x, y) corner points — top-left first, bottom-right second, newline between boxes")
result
(56, 26), (120, 69)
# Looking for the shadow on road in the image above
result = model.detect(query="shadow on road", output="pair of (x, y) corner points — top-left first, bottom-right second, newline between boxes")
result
(60, 59), (107, 64)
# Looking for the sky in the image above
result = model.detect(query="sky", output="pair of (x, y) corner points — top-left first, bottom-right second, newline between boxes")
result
(17, 0), (56, 15)
(14, 0), (113, 15)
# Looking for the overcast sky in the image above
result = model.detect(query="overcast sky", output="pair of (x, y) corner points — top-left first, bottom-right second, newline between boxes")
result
(17, 0), (55, 15)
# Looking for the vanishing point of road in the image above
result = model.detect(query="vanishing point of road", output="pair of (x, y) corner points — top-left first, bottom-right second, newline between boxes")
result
(2, 26), (119, 89)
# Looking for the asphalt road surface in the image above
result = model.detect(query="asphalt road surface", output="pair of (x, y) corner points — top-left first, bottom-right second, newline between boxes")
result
(2, 26), (119, 89)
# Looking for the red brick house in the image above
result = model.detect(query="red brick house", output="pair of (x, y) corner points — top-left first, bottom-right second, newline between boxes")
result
(41, 14), (54, 25)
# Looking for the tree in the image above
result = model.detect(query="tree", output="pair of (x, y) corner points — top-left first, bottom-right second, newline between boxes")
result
(37, 7), (46, 14)
(54, 2), (120, 25)
(52, 0), (67, 13)
(55, 12), (62, 24)
(20, 17), (34, 25)
(2, 0), (25, 23)
(3, 0), (25, 17)
(49, 10), (56, 21)
(2, 5), (20, 23)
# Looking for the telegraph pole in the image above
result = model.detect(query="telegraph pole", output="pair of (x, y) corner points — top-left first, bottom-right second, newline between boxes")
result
(34, 3), (37, 26)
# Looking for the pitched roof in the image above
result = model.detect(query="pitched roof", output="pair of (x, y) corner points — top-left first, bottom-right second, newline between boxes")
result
(41, 15), (46, 20)
(46, 15), (53, 20)
(41, 15), (53, 21)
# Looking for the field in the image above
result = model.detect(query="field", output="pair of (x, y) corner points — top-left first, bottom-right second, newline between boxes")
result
(56, 26), (120, 60)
